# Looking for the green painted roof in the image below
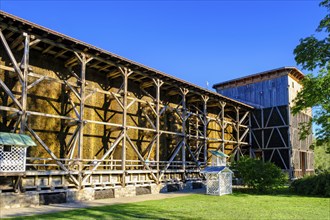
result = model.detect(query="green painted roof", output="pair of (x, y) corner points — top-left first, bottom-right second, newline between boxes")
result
(0, 132), (36, 147)
(209, 150), (229, 158)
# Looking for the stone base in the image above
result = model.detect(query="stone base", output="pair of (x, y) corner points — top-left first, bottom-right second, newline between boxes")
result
(0, 181), (204, 209)
(0, 192), (39, 209)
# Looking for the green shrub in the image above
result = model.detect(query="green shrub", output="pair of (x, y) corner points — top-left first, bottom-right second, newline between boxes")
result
(290, 172), (330, 197)
(232, 157), (287, 192)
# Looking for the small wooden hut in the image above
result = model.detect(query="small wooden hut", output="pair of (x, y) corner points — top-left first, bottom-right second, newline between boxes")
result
(201, 151), (233, 196)
(0, 132), (36, 172)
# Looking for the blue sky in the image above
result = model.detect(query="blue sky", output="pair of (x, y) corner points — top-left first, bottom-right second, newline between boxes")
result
(0, 0), (326, 89)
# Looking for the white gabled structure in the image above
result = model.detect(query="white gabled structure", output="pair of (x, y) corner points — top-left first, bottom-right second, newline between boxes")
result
(0, 132), (36, 172)
(201, 150), (233, 196)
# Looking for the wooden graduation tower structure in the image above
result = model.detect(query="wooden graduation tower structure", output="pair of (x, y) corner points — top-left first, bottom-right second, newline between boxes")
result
(213, 67), (314, 178)
(0, 11), (252, 206)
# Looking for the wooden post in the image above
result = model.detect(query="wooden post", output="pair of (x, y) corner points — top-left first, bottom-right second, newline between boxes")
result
(153, 78), (163, 183)
(78, 54), (86, 172)
(261, 108), (265, 162)
(20, 33), (30, 133)
(249, 112), (253, 158)
(236, 106), (240, 159)
(287, 106), (293, 179)
(220, 102), (226, 153)
(74, 52), (92, 187)
(119, 67), (132, 187)
(202, 95), (209, 164)
(180, 88), (189, 174)
(122, 69), (127, 187)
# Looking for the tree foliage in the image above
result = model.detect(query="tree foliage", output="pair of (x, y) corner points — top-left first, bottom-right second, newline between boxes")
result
(292, 0), (330, 144)
(233, 157), (287, 192)
(314, 141), (330, 173)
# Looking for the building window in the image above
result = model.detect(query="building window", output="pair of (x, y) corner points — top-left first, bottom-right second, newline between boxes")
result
(3, 145), (11, 152)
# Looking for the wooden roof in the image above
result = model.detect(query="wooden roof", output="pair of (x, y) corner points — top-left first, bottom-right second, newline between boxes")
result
(0, 132), (36, 147)
(213, 67), (305, 90)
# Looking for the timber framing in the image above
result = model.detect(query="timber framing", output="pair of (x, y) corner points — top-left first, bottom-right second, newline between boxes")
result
(0, 11), (252, 193)
(213, 67), (314, 178)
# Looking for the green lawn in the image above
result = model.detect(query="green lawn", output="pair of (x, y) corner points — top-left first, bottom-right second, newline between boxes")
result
(11, 192), (330, 220)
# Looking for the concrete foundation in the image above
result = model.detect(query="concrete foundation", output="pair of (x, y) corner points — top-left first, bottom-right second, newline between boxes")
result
(0, 192), (39, 209)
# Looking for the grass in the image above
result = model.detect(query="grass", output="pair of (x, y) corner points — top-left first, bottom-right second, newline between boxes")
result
(10, 192), (330, 220)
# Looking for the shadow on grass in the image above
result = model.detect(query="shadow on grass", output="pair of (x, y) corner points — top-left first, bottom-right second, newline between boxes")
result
(13, 202), (193, 220)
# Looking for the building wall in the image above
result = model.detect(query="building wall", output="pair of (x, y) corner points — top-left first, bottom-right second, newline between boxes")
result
(214, 72), (315, 177)
(216, 76), (288, 108)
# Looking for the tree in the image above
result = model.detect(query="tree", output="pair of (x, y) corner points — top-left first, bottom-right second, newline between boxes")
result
(314, 142), (330, 173)
(292, 0), (330, 145)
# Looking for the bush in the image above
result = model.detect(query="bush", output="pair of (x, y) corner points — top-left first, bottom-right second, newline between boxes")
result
(232, 157), (287, 192)
(290, 172), (330, 197)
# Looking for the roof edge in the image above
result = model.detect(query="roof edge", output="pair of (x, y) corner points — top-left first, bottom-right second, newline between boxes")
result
(0, 10), (253, 110)
(212, 67), (305, 89)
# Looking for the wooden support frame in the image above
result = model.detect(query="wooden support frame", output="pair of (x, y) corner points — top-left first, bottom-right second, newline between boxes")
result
(0, 14), (253, 193)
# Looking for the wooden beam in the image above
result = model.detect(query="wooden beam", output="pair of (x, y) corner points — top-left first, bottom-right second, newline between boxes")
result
(55, 49), (68, 58)
(0, 29), (24, 80)
(98, 64), (113, 72)
(0, 79), (23, 110)
(42, 45), (55, 54)
(17, 38), (41, 51)
(65, 56), (78, 67)
(9, 34), (24, 49)
(27, 76), (45, 90)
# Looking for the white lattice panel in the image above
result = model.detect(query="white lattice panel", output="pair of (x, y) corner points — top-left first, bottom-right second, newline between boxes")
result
(205, 171), (232, 196)
(0, 146), (26, 172)
(205, 174), (219, 195)
(220, 173), (232, 195)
